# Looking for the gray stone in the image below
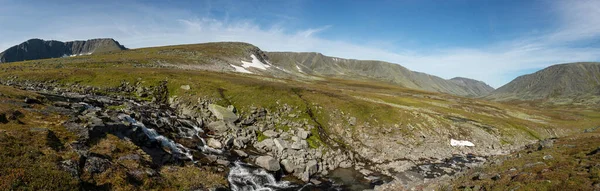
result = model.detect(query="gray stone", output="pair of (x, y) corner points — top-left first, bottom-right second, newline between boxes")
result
(263, 130), (279, 138)
(280, 159), (295, 173)
(306, 160), (318, 176)
(216, 159), (230, 166)
(207, 121), (229, 133)
(208, 104), (238, 123)
(274, 138), (288, 152)
(207, 138), (222, 149)
(84, 156), (110, 174)
(227, 105), (236, 113)
(233, 150), (248, 158)
(297, 129), (310, 139)
(291, 140), (308, 150)
(180, 85), (190, 90)
(348, 117), (357, 126)
(538, 139), (554, 150)
(59, 160), (79, 177)
(339, 161), (352, 168)
(255, 156), (280, 171)
(543, 155), (554, 160)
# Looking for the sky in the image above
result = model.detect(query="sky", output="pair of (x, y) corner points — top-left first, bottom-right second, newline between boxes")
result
(1, 0), (600, 88)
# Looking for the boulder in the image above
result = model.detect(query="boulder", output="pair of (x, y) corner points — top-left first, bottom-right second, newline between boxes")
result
(207, 138), (223, 149)
(297, 129), (310, 139)
(208, 104), (238, 123)
(255, 156), (280, 171)
(280, 159), (295, 173)
(306, 160), (318, 175)
(84, 156), (111, 174)
(291, 140), (308, 150)
(180, 85), (190, 90)
(216, 159), (230, 166)
(233, 150), (248, 158)
(262, 130), (279, 138)
(207, 121), (229, 134)
(273, 138), (288, 152)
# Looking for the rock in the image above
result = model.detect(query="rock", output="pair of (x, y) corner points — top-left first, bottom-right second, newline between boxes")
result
(339, 161), (352, 168)
(208, 104), (238, 123)
(472, 172), (490, 180)
(255, 156), (280, 171)
(58, 160), (79, 177)
(207, 121), (229, 134)
(310, 179), (322, 185)
(233, 150), (248, 158)
(180, 85), (190, 90)
(227, 105), (236, 113)
(524, 162), (546, 168)
(587, 147), (600, 156)
(491, 174), (501, 181)
(263, 130), (279, 138)
(0, 113), (8, 123)
(297, 129), (310, 139)
(281, 159), (295, 173)
(207, 138), (223, 149)
(53, 101), (71, 108)
(84, 156), (111, 174)
(291, 140), (308, 150)
(306, 160), (318, 176)
(538, 139), (554, 150)
(348, 117), (357, 126)
(273, 138), (288, 152)
(216, 159), (230, 166)
(24, 97), (42, 104)
(177, 119), (197, 128)
(254, 138), (275, 151)
(543, 155), (554, 160)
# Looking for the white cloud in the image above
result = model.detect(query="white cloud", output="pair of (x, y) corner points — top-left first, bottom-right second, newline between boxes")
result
(1, 1), (599, 88)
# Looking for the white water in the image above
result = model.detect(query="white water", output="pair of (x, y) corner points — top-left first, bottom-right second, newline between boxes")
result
(228, 161), (295, 191)
(118, 113), (291, 191)
(118, 114), (194, 160)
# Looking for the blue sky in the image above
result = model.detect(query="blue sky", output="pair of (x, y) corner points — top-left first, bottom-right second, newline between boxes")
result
(1, 0), (600, 88)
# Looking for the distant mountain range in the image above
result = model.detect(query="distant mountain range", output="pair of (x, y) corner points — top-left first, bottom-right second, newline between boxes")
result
(0, 38), (126, 63)
(0, 39), (552, 100)
(266, 52), (494, 97)
(487, 62), (600, 104)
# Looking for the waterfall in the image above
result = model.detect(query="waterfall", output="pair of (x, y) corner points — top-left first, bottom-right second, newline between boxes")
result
(118, 114), (194, 161)
(118, 113), (297, 191)
(228, 161), (297, 191)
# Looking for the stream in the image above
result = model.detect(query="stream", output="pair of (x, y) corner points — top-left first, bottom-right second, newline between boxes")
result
(32, 87), (485, 191)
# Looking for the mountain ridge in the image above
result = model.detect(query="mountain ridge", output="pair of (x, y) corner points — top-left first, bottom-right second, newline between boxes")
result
(487, 62), (600, 105)
(0, 38), (127, 63)
(266, 51), (495, 97)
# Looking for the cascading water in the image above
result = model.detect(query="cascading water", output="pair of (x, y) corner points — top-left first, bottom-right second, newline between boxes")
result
(228, 161), (298, 191)
(117, 113), (292, 191)
(118, 114), (194, 160)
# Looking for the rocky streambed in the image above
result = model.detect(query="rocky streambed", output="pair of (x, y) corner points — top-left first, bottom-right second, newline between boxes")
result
(1, 80), (508, 190)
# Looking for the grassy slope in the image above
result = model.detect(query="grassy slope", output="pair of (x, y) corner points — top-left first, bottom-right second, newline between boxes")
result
(1, 44), (598, 142)
(0, 85), (227, 190)
(447, 130), (600, 190)
(1, 42), (600, 188)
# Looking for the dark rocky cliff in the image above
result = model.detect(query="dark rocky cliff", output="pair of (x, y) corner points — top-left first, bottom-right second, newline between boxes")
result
(0, 38), (126, 63)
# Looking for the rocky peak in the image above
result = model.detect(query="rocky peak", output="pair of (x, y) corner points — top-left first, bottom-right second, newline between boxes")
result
(0, 38), (127, 63)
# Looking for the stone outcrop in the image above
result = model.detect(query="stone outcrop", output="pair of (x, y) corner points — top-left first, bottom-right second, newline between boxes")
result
(255, 156), (280, 171)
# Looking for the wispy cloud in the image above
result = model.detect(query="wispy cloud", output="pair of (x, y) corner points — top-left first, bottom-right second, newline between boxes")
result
(0, 1), (599, 88)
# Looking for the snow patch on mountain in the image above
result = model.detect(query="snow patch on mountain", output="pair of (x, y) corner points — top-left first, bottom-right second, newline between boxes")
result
(296, 65), (304, 73)
(450, 139), (475, 147)
(230, 64), (253, 74)
(241, 54), (271, 70)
